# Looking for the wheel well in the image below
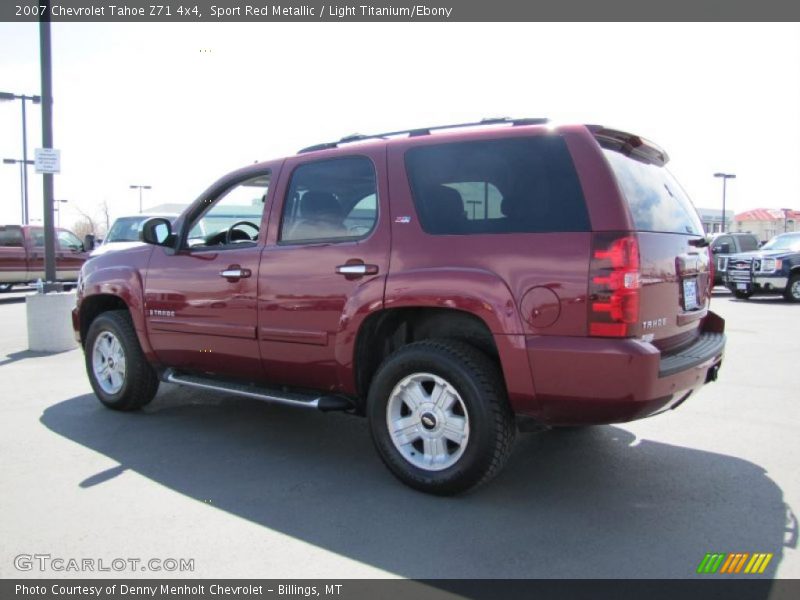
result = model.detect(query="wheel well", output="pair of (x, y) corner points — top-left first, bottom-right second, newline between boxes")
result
(354, 308), (499, 408)
(80, 294), (129, 345)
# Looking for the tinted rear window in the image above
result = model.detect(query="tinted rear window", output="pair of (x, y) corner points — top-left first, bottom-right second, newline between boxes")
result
(603, 149), (703, 235)
(405, 136), (589, 235)
(0, 227), (24, 247)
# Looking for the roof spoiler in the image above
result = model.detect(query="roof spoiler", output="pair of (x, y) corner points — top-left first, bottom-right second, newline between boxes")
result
(587, 125), (669, 167)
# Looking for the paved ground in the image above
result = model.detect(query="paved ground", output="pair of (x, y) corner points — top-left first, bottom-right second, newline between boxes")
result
(0, 287), (797, 580)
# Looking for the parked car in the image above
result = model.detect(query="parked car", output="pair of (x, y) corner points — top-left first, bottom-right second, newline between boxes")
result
(72, 119), (725, 495)
(724, 232), (800, 301)
(90, 214), (177, 257)
(0, 224), (90, 292)
(708, 232), (760, 286)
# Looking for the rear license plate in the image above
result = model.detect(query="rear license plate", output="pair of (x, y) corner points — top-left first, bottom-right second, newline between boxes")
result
(736, 283), (747, 291)
(683, 278), (699, 310)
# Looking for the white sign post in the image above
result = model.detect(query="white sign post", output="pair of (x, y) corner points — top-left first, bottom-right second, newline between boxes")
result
(34, 148), (60, 174)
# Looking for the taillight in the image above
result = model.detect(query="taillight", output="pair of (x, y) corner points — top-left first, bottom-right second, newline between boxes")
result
(589, 233), (640, 337)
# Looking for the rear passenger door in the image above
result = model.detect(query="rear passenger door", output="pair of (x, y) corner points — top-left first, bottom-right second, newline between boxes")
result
(257, 148), (390, 391)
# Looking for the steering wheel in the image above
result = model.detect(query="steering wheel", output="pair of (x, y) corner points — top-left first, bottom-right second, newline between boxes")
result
(224, 221), (260, 245)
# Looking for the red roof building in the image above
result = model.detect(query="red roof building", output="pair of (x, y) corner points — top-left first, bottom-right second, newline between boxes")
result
(735, 208), (800, 242)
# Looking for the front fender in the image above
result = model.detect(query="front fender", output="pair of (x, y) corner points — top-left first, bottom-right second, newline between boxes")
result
(79, 247), (157, 363)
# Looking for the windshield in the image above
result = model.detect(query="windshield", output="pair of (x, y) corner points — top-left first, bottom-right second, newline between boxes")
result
(105, 216), (167, 243)
(761, 233), (800, 252)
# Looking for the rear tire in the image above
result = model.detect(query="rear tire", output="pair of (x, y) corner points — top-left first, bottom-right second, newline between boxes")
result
(784, 274), (800, 303)
(0, 283), (13, 293)
(367, 340), (515, 495)
(732, 289), (752, 300)
(84, 310), (159, 411)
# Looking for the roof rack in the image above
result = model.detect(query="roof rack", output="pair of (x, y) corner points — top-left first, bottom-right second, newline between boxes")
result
(297, 117), (549, 154)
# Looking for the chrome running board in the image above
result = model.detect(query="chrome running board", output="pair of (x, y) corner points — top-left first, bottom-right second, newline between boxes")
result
(163, 369), (353, 412)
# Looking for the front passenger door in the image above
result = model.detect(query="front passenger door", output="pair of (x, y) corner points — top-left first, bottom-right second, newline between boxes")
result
(144, 167), (275, 380)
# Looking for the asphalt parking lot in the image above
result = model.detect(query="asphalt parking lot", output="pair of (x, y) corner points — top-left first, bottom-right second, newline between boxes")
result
(0, 287), (797, 580)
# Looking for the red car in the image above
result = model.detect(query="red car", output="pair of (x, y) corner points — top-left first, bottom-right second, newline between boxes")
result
(0, 224), (89, 291)
(72, 119), (725, 494)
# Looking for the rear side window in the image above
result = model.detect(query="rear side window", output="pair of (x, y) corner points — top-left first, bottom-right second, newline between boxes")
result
(603, 149), (703, 235)
(0, 227), (24, 247)
(405, 136), (589, 235)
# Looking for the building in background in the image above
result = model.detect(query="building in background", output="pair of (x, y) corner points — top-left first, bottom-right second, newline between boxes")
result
(696, 208), (735, 234)
(734, 208), (800, 242)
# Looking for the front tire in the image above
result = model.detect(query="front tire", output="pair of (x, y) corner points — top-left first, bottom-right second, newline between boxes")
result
(784, 274), (800, 303)
(367, 340), (515, 495)
(732, 289), (752, 300)
(84, 310), (159, 411)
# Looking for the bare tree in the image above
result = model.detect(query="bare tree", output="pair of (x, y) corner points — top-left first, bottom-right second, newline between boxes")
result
(70, 216), (96, 241)
(99, 199), (111, 233)
(71, 204), (98, 236)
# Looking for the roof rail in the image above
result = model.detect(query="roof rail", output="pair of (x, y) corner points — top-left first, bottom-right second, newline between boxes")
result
(297, 117), (549, 154)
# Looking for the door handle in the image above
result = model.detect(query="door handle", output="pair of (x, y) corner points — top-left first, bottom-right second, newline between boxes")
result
(219, 266), (251, 280)
(335, 263), (379, 277)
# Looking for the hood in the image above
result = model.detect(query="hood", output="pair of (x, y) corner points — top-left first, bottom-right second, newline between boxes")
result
(90, 241), (145, 257)
(727, 249), (792, 260)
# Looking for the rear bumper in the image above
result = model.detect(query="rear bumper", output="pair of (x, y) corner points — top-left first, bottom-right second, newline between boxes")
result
(522, 312), (725, 425)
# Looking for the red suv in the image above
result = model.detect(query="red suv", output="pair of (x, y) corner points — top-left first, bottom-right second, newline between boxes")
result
(73, 119), (725, 495)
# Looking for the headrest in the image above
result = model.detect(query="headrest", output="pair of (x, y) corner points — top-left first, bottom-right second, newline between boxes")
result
(301, 191), (341, 218)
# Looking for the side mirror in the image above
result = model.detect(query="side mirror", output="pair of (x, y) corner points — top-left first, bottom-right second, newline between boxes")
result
(83, 234), (96, 252)
(718, 243), (732, 254)
(141, 217), (173, 246)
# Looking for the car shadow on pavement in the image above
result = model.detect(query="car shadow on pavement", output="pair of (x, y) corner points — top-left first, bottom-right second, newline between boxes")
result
(41, 387), (793, 582)
(0, 350), (62, 368)
(735, 298), (798, 306)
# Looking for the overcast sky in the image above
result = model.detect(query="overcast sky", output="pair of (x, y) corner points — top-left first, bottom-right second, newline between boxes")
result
(1, 22), (799, 229)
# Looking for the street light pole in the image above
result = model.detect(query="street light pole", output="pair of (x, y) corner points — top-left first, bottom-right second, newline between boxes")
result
(3, 158), (35, 223)
(54, 199), (67, 228)
(0, 92), (42, 225)
(713, 172), (736, 233)
(129, 184), (152, 213)
(39, 8), (57, 285)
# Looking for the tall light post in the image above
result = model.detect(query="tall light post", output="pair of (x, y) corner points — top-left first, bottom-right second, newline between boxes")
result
(129, 184), (152, 213)
(54, 199), (68, 228)
(0, 92), (41, 225)
(713, 172), (736, 233)
(3, 158), (34, 222)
